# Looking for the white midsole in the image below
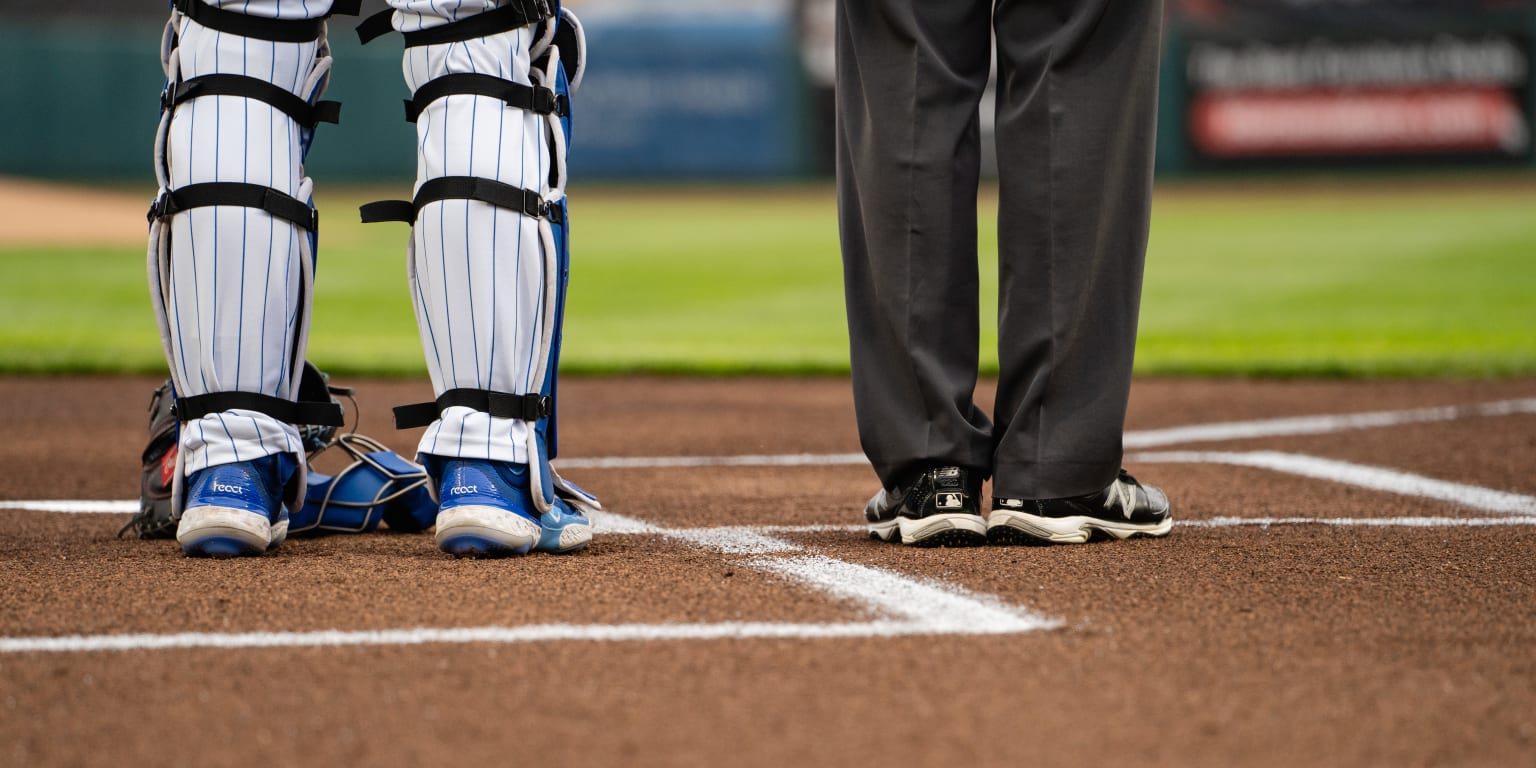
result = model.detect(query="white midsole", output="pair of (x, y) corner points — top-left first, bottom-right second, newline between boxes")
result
(555, 523), (593, 551)
(435, 505), (540, 548)
(867, 519), (900, 540)
(177, 506), (273, 550)
(898, 513), (986, 543)
(988, 508), (1172, 543)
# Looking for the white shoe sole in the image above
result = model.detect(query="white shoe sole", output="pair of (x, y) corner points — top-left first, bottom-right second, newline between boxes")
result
(890, 516), (983, 546)
(987, 508), (1172, 544)
(546, 522), (593, 553)
(177, 506), (278, 557)
(868, 519), (900, 541)
(436, 505), (540, 556)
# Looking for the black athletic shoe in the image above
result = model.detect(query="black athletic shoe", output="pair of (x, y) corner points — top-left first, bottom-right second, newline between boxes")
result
(987, 469), (1173, 545)
(865, 466), (987, 547)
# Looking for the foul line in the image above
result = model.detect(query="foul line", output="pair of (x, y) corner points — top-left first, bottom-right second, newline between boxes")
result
(0, 510), (1060, 654)
(556, 397), (1536, 469)
(1181, 516), (1536, 528)
(1129, 450), (1536, 516)
(0, 618), (1045, 654)
(1123, 398), (1536, 449)
(557, 452), (867, 470)
(4, 398), (1531, 512)
(4, 398), (1533, 653)
(0, 500), (139, 514)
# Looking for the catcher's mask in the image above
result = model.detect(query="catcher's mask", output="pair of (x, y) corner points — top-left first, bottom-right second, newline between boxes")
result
(293, 433), (437, 534)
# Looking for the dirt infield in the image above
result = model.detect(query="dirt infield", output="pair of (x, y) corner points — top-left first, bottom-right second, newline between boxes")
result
(0, 177), (154, 248)
(2, 375), (1535, 767)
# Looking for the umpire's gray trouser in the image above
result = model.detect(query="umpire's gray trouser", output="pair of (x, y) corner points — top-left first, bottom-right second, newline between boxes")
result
(835, 0), (1163, 499)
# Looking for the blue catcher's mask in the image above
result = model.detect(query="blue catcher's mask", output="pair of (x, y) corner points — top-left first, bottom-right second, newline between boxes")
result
(293, 434), (437, 534)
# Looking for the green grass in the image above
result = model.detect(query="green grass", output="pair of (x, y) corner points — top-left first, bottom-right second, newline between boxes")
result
(2, 175), (1533, 377)
(1136, 179), (1536, 376)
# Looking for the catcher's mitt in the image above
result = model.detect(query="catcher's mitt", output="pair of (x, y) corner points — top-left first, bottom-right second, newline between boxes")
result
(119, 379), (180, 539)
(119, 364), (349, 540)
(121, 365), (434, 539)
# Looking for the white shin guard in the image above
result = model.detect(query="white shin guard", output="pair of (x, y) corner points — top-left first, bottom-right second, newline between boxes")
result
(147, 0), (351, 510)
(395, 9), (550, 467)
(371, 2), (598, 514)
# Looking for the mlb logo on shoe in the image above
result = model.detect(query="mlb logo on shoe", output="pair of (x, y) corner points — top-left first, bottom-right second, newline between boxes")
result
(936, 492), (964, 509)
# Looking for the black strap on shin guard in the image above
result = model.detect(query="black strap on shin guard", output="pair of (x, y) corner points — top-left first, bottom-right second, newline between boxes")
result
(403, 73), (565, 123)
(357, 0), (553, 46)
(149, 182), (318, 232)
(359, 176), (563, 226)
(176, 392), (345, 427)
(163, 75), (342, 130)
(393, 389), (552, 429)
(175, 363), (346, 428)
(174, 0), (361, 43)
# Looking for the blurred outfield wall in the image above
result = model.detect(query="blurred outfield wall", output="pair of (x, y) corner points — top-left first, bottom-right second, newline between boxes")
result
(0, 0), (1532, 182)
(0, 3), (809, 182)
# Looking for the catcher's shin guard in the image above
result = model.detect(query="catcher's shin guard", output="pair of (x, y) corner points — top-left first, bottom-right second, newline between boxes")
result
(146, 0), (357, 517)
(361, 2), (600, 515)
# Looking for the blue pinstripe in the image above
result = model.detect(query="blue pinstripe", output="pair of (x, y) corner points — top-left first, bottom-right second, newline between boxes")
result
(519, 75), (542, 395)
(234, 31), (250, 392)
(155, 4), (341, 475)
(465, 45), (483, 395)
(257, 40), (274, 396)
(215, 413), (241, 462)
(486, 31), (515, 457)
(210, 33), (224, 394)
(387, 0), (555, 464)
(249, 414), (268, 455)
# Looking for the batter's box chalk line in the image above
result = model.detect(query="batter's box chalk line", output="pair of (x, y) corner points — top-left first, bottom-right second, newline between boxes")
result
(2, 397), (1533, 653)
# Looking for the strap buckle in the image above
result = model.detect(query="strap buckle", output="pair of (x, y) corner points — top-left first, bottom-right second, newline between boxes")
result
(531, 87), (566, 116)
(524, 190), (547, 219)
(542, 200), (565, 224)
(527, 394), (554, 419)
(146, 192), (172, 224)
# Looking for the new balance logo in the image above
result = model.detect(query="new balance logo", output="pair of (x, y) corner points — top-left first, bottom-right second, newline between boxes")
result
(211, 481), (245, 495)
(449, 485), (479, 496)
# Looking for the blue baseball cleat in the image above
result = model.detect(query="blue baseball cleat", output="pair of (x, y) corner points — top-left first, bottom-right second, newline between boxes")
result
(176, 454), (295, 558)
(432, 459), (540, 557)
(430, 459), (592, 557)
(534, 497), (593, 554)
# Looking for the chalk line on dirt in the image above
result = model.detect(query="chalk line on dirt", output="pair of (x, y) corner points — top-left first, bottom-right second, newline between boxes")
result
(553, 397), (1536, 469)
(0, 509), (1060, 654)
(1128, 451), (1536, 516)
(4, 398), (1532, 653)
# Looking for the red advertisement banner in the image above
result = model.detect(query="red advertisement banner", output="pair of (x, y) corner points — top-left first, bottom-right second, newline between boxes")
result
(1191, 87), (1528, 157)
